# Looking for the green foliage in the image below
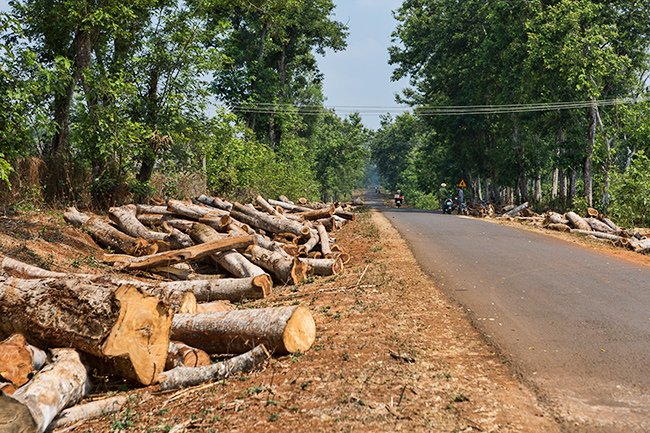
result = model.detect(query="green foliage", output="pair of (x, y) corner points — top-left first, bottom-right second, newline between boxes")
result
(0, 153), (12, 187)
(608, 152), (650, 227)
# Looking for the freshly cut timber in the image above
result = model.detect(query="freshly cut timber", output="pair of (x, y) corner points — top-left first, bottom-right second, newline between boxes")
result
(196, 301), (235, 313)
(232, 203), (310, 237)
(160, 275), (271, 302)
(171, 306), (316, 355)
(302, 229), (320, 253)
(570, 229), (621, 242)
(587, 207), (600, 218)
(158, 344), (269, 391)
(602, 217), (621, 233)
(546, 223), (571, 233)
(245, 245), (308, 285)
(256, 195), (285, 218)
(48, 395), (128, 430)
(300, 257), (344, 276)
(64, 207), (156, 256)
(0, 254), (70, 279)
(566, 211), (592, 231)
(268, 199), (311, 213)
(0, 348), (89, 433)
(544, 211), (569, 226)
(196, 194), (233, 212)
(585, 217), (615, 234)
(166, 341), (211, 370)
(316, 223), (332, 257)
(0, 276), (171, 385)
(0, 334), (47, 390)
(297, 205), (335, 221)
(167, 199), (228, 220)
(135, 204), (173, 216)
(334, 206), (356, 221)
(503, 202), (529, 218)
(109, 204), (169, 242)
(106, 235), (255, 271)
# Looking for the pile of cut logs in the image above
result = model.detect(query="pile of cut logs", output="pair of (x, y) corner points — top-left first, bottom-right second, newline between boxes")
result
(0, 194), (356, 432)
(494, 202), (650, 254)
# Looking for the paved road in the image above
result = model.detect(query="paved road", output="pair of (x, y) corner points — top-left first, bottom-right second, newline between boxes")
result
(378, 198), (650, 432)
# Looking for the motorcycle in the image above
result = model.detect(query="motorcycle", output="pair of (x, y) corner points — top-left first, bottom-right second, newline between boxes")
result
(394, 195), (404, 208)
(442, 198), (453, 214)
(454, 198), (469, 215)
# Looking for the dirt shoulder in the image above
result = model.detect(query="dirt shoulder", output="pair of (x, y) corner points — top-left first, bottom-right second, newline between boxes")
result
(1, 209), (561, 432)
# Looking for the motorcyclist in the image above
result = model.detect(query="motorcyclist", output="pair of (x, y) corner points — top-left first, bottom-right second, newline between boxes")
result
(437, 183), (449, 209)
(394, 189), (404, 207)
(456, 185), (466, 214)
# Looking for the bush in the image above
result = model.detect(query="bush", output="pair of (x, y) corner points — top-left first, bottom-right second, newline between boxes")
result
(608, 152), (650, 227)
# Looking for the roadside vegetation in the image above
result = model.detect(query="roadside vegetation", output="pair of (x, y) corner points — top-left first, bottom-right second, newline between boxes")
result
(0, 0), (369, 209)
(374, 0), (650, 227)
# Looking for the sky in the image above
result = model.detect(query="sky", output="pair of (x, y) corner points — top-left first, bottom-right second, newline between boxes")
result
(316, 0), (408, 129)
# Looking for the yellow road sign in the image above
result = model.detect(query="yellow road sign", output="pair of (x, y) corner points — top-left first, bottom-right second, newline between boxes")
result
(458, 179), (467, 188)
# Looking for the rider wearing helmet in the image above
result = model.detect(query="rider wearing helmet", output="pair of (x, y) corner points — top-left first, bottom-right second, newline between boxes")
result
(437, 183), (449, 209)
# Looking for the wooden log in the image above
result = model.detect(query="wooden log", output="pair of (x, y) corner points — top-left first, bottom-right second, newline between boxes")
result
(161, 224), (195, 249)
(135, 204), (173, 216)
(570, 229), (621, 242)
(300, 257), (344, 276)
(109, 204), (169, 242)
(195, 194), (233, 212)
(245, 245), (308, 285)
(158, 345), (269, 391)
(278, 195), (294, 204)
(544, 211), (569, 226)
(167, 200), (228, 220)
(198, 214), (231, 232)
(587, 207), (600, 218)
(315, 224), (332, 257)
(0, 254), (70, 279)
(255, 195), (285, 218)
(546, 223), (571, 233)
(585, 217), (615, 234)
(566, 211), (592, 231)
(64, 207), (156, 256)
(254, 235), (290, 257)
(0, 349), (89, 432)
(602, 217), (622, 233)
(0, 276), (171, 385)
(48, 395), (128, 430)
(0, 334), (47, 391)
(166, 341), (211, 370)
(267, 199), (311, 213)
(196, 301), (235, 313)
(107, 235), (255, 271)
(334, 206), (356, 221)
(171, 306), (316, 355)
(297, 205), (335, 221)
(231, 204), (310, 237)
(160, 275), (271, 303)
(301, 229), (320, 253)
(503, 202), (529, 218)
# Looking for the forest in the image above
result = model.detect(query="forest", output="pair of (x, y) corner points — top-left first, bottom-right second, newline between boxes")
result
(375, 0), (650, 226)
(0, 0), (369, 207)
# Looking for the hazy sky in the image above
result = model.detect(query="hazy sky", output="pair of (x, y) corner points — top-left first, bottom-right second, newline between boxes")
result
(316, 0), (409, 129)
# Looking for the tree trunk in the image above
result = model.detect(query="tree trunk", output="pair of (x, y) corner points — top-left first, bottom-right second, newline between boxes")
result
(559, 170), (567, 207)
(255, 195), (285, 218)
(316, 224), (332, 257)
(0, 276), (171, 385)
(585, 101), (597, 207)
(546, 223), (571, 232)
(585, 217), (615, 234)
(195, 194), (233, 212)
(105, 235), (255, 271)
(0, 334), (47, 391)
(569, 169), (577, 207)
(48, 395), (127, 431)
(171, 306), (316, 355)
(565, 211), (591, 231)
(109, 204), (169, 242)
(64, 207), (157, 256)
(245, 245), (308, 285)
(533, 174), (542, 204)
(504, 202), (529, 218)
(267, 199), (311, 213)
(166, 341), (211, 370)
(158, 345), (269, 391)
(0, 349), (89, 433)
(544, 212), (569, 226)
(570, 229), (621, 243)
(296, 205), (335, 221)
(196, 301), (235, 314)
(160, 276), (271, 303)
(167, 200), (228, 220)
(299, 258), (343, 276)
(231, 204), (309, 237)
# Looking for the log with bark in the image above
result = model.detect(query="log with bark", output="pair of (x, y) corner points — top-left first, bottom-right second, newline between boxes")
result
(171, 306), (316, 355)
(0, 334), (47, 391)
(105, 235), (255, 271)
(0, 348), (89, 433)
(195, 194), (233, 212)
(300, 257), (344, 276)
(315, 223), (332, 257)
(47, 395), (128, 431)
(230, 204), (310, 238)
(570, 229), (621, 242)
(266, 199), (311, 213)
(296, 205), (335, 221)
(160, 275), (271, 303)
(334, 207), (356, 221)
(109, 204), (170, 243)
(565, 211), (592, 231)
(64, 208), (156, 256)
(585, 217), (615, 234)
(546, 223), (572, 233)
(196, 301), (235, 313)
(166, 341), (211, 370)
(158, 344), (269, 391)
(245, 245), (308, 285)
(0, 254), (70, 279)
(0, 276), (171, 385)
(255, 195), (285, 218)
(503, 202), (529, 218)
(167, 199), (228, 220)
(544, 211), (569, 226)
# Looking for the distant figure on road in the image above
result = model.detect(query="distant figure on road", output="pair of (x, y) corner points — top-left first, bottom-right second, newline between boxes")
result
(437, 183), (449, 209)
(456, 185), (465, 205)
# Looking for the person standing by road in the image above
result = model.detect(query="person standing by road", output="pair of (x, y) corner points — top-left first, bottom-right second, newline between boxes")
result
(456, 184), (465, 205)
(437, 183), (449, 209)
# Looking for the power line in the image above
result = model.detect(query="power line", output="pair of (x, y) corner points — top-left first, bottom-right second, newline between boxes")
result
(228, 96), (649, 116)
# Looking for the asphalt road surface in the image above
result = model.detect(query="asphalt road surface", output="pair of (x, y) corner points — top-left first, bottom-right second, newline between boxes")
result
(377, 197), (650, 432)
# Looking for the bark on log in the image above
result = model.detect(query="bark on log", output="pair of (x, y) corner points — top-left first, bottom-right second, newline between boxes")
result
(602, 217), (621, 233)
(504, 202), (529, 218)
(0, 335), (47, 390)
(267, 199), (311, 213)
(245, 245), (308, 285)
(566, 211), (592, 231)
(107, 236), (255, 271)
(587, 207), (600, 218)
(278, 195), (294, 204)
(109, 205), (169, 242)
(255, 195), (284, 218)
(167, 200), (228, 220)
(300, 257), (343, 276)
(297, 205), (335, 221)
(544, 212), (569, 225)
(171, 306), (315, 355)
(231, 204), (310, 237)
(158, 345), (269, 391)
(570, 229), (621, 242)
(334, 207), (356, 221)
(546, 223), (571, 233)
(64, 208), (156, 256)
(47, 395), (128, 431)
(0, 255), (70, 279)
(301, 230), (320, 253)
(195, 195), (233, 212)
(0, 349), (89, 433)
(196, 301), (235, 313)
(585, 217), (615, 234)
(135, 205), (173, 216)
(166, 341), (211, 370)
(316, 224), (332, 257)
(0, 276), (171, 385)
(160, 276), (271, 303)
